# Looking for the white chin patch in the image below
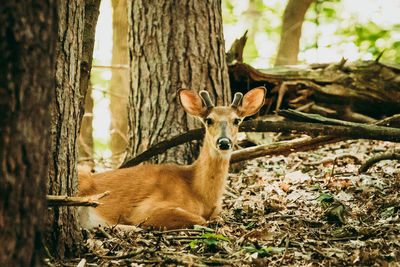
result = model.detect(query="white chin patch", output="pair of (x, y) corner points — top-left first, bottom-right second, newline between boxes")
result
(210, 147), (232, 159)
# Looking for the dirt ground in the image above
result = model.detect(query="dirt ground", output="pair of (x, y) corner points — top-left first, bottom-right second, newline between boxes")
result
(54, 139), (400, 266)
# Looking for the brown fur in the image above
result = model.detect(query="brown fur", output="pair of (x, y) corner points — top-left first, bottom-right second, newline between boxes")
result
(78, 87), (266, 229)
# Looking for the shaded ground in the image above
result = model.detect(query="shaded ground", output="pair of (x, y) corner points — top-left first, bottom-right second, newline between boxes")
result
(55, 139), (399, 266)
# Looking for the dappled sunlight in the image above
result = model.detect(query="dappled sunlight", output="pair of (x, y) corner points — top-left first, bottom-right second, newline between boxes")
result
(91, 0), (113, 162)
(90, 0), (400, 161)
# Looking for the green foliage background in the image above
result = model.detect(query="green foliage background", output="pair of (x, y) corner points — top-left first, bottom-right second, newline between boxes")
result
(222, 0), (400, 67)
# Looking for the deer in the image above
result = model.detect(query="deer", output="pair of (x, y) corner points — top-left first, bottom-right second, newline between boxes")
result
(78, 86), (266, 230)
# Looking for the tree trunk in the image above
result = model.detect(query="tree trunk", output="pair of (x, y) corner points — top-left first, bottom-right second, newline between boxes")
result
(127, 0), (230, 164)
(79, 0), (101, 168)
(47, 0), (100, 257)
(0, 1), (57, 266)
(110, 0), (129, 167)
(79, 84), (94, 167)
(275, 0), (314, 66)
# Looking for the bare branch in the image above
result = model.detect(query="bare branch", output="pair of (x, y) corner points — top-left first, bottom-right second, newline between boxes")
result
(358, 152), (400, 173)
(47, 191), (110, 207)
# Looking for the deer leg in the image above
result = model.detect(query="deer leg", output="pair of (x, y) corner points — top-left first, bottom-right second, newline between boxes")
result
(142, 207), (206, 229)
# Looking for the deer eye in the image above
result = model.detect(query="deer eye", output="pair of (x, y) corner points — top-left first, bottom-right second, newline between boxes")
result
(205, 118), (213, 125)
(233, 118), (241, 125)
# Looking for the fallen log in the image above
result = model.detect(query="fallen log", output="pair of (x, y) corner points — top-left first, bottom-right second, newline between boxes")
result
(240, 119), (400, 142)
(229, 61), (400, 120)
(278, 109), (400, 128)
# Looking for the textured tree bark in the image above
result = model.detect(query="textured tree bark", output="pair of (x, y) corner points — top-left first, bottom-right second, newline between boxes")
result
(127, 0), (230, 164)
(110, 0), (130, 167)
(47, 0), (100, 257)
(275, 0), (314, 66)
(0, 1), (57, 266)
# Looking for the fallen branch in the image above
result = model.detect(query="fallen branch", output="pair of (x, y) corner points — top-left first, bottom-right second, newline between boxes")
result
(302, 153), (362, 166)
(358, 152), (400, 173)
(278, 109), (400, 128)
(231, 136), (344, 163)
(120, 113), (400, 168)
(47, 191), (110, 207)
(119, 128), (204, 168)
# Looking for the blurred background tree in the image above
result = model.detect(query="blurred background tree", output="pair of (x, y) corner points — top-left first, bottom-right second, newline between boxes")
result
(223, 0), (400, 67)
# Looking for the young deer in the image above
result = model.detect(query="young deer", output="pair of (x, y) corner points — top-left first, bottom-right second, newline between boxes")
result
(78, 87), (266, 229)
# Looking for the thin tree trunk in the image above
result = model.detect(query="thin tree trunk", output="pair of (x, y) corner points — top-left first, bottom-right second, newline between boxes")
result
(79, 84), (94, 167)
(126, 0), (230, 165)
(79, 0), (101, 168)
(47, 0), (100, 257)
(275, 0), (314, 66)
(110, 0), (129, 167)
(0, 1), (57, 266)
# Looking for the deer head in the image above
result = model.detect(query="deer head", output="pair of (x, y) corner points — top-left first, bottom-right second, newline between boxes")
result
(178, 87), (266, 156)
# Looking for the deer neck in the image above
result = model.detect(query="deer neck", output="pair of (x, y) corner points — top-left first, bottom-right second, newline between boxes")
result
(190, 136), (230, 210)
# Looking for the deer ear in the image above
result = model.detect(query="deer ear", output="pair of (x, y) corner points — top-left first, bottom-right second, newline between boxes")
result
(237, 86), (266, 117)
(178, 89), (207, 117)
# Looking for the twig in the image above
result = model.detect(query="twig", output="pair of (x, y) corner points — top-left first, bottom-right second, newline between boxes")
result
(374, 50), (385, 63)
(100, 248), (144, 259)
(96, 227), (113, 239)
(154, 228), (211, 234)
(47, 191), (110, 207)
(375, 114), (400, 128)
(277, 234), (290, 267)
(303, 153), (362, 166)
(337, 57), (348, 70)
(163, 236), (210, 240)
(358, 152), (400, 173)
(76, 258), (86, 267)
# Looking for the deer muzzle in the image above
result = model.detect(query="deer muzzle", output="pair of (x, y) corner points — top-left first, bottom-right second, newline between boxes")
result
(217, 137), (232, 150)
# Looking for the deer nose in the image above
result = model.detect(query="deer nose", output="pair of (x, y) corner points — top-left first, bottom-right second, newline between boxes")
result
(217, 137), (232, 150)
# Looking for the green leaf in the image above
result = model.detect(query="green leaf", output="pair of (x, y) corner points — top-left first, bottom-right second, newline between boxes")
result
(322, 7), (336, 18)
(189, 240), (198, 249)
(204, 239), (218, 245)
(244, 246), (257, 253)
(316, 193), (333, 202)
(244, 246), (285, 256)
(381, 206), (396, 218)
(201, 233), (230, 242)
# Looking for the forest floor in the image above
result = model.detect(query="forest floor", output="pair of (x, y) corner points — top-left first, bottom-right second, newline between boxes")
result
(55, 138), (399, 267)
